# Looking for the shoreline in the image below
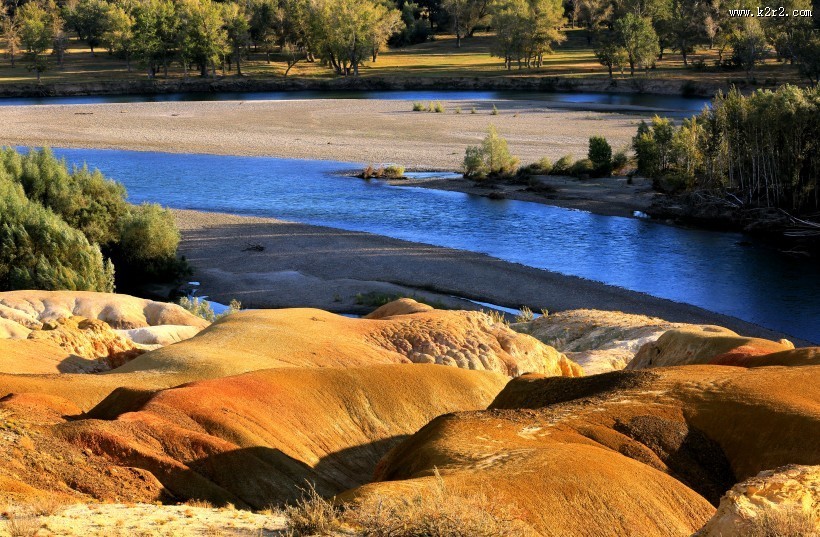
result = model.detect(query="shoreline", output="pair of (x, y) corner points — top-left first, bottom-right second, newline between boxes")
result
(0, 74), (729, 99)
(173, 209), (815, 346)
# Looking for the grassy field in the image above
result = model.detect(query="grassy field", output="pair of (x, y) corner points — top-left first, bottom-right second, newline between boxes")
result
(0, 28), (803, 86)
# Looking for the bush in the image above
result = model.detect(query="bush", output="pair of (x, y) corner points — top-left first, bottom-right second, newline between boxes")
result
(570, 158), (595, 178)
(178, 296), (241, 322)
(412, 102), (425, 111)
(551, 154), (574, 175)
(612, 149), (629, 173)
(0, 171), (115, 292)
(491, 104), (499, 115)
(516, 158), (552, 180)
(0, 147), (188, 293)
(588, 136), (613, 176)
(383, 165), (405, 179)
(433, 101), (444, 113)
(345, 471), (532, 537)
(463, 125), (519, 180)
(284, 483), (343, 536)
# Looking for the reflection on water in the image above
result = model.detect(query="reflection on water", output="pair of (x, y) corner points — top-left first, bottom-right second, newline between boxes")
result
(43, 147), (820, 342)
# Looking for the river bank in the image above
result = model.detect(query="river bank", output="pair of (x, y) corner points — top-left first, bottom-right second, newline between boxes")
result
(0, 98), (643, 169)
(0, 74), (729, 99)
(173, 209), (813, 346)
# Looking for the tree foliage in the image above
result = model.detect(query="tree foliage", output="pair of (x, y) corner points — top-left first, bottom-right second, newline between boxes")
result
(463, 125), (519, 179)
(0, 147), (187, 293)
(634, 86), (820, 214)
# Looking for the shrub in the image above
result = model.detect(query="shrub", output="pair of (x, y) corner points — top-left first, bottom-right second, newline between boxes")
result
(515, 306), (534, 323)
(491, 104), (499, 115)
(383, 165), (405, 179)
(455, 106), (462, 114)
(433, 101), (444, 113)
(463, 125), (519, 180)
(178, 296), (241, 322)
(115, 203), (186, 286)
(471, 107), (477, 114)
(412, 102), (425, 111)
(0, 147), (189, 293)
(551, 154), (575, 175)
(345, 470), (531, 537)
(570, 158), (595, 178)
(588, 136), (613, 176)
(612, 149), (630, 173)
(0, 172), (115, 292)
(742, 506), (819, 537)
(284, 483), (343, 536)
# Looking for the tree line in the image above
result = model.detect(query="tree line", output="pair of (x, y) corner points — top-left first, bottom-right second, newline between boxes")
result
(585, 0), (819, 80)
(0, 0), (817, 80)
(634, 85), (819, 215)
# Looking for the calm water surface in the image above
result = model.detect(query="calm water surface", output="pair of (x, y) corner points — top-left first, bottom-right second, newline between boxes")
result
(0, 90), (709, 115)
(46, 147), (820, 342)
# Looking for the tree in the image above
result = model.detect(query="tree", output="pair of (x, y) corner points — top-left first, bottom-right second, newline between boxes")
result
(66, 0), (110, 55)
(593, 30), (627, 77)
(463, 125), (519, 179)
(223, 2), (250, 75)
(577, 0), (612, 44)
(18, 1), (53, 82)
(730, 18), (767, 80)
(178, 0), (226, 77)
(614, 12), (659, 75)
(794, 29), (820, 84)
(1, 4), (21, 67)
(103, 3), (136, 71)
(491, 0), (566, 69)
(312, 0), (401, 76)
(441, 0), (489, 47)
(248, 0), (278, 61)
(666, 0), (703, 66)
(368, 3), (402, 61)
(132, 0), (178, 78)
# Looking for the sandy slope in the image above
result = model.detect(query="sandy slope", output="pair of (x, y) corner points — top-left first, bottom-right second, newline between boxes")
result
(0, 99), (643, 169)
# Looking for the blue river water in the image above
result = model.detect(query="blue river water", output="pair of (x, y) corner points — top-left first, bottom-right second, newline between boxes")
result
(0, 90), (710, 115)
(42, 147), (820, 342)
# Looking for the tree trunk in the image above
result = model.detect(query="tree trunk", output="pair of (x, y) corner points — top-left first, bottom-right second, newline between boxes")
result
(629, 59), (635, 76)
(608, 64), (613, 78)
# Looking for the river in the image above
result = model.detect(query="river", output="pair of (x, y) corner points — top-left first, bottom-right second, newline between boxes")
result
(42, 147), (820, 343)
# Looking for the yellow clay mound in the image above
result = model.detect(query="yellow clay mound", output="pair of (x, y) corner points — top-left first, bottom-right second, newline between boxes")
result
(628, 325), (793, 369)
(345, 363), (820, 536)
(116, 303), (582, 378)
(0, 290), (208, 330)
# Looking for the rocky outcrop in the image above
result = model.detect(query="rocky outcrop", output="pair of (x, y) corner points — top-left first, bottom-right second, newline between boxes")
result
(698, 465), (820, 536)
(121, 303), (582, 378)
(514, 309), (701, 374)
(27, 317), (144, 371)
(627, 326), (794, 370)
(343, 363), (820, 536)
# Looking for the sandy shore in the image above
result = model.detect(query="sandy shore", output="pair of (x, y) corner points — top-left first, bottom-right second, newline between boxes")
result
(174, 209), (808, 344)
(0, 98), (644, 169)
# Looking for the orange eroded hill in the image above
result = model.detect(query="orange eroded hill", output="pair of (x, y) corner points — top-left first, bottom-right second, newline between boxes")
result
(1, 364), (507, 507)
(343, 363), (820, 536)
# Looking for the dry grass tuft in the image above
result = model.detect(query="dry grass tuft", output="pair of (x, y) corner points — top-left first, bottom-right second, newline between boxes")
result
(742, 507), (820, 537)
(346, 470), (533, 537)
(284, 483), (343, 536)
(184, 498), (216, 509)
(3, 513), (40, 537)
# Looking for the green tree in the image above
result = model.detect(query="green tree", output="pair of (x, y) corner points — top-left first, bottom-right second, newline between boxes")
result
(794, 29), (820, 84)
(730, 18), (767, 80)
(103, 3), (136, 71)
(132, 0), (178, 78)
(593, 30), (627, 77)
(588, 136), (613, 175)
(178, 0), (226, 77)
(491, 0), (566, 69)
(1, 4), (21, 68)
(441, 0), (490, 47)
(0, 162), (114, 293)
(614, 12), (659, 75)
(665, 0), (703, 66)
(18, 1), (53, 82)
(463, 125), (519, 179)
(66, 0), (109, 55)
(223, 2), (250, 75)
